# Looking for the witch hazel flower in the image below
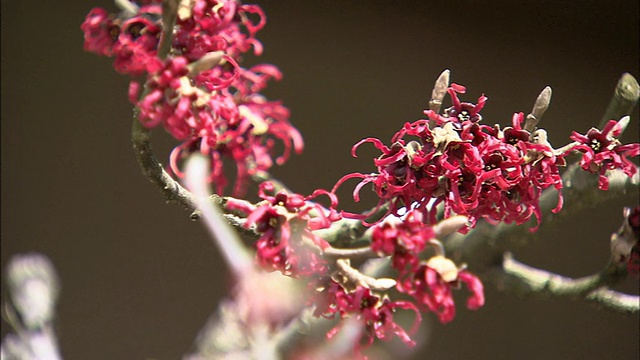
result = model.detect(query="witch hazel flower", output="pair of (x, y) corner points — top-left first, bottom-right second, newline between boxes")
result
(81, 3), (163, 76)
(82, 1), (304, 196)
(371, 210), (435, 274)
(309, 276), (421, 352)
(403, 257), (484, 324)
(566, 116), (639, 190)
(227, 182), (340, 277)
(425, 83), (487, 126)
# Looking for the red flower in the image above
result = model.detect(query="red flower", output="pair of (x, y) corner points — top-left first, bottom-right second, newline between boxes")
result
(569, 118), (640, 190)
(424, 83), (487, 125)
(112, 11), (162, 76)
(399, 256), (484, 323)
(371, 210), (435, 274)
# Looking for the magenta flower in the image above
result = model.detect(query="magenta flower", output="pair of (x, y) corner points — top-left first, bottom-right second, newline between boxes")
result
(81, 8), (117, 56)
(424, 83), (487, 126)
(370, 212), (484, 324)
(569, 118), (640, 190)
(371, 210), (435, 274)
(398, 256), (484, 324)
(625, 206), (640, 276)
(82, 4), (163, 76)
(311, 279), (421, 348)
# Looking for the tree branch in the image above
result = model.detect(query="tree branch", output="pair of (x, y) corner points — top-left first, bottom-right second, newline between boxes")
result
(491, 253), (638, 315)
(599, 72), (640, 127)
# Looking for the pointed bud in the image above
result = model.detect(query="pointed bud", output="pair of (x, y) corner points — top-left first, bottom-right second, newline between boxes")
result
(114, 0), (139, 15)
(524, 86), (552, 133)
(614, 115), (630, 135)
(187, 51), (225, 77)
(429, 69), (450, 114)
(433, 215), (468, 237)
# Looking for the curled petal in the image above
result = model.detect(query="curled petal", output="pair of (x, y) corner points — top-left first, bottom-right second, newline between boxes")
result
(458, 270), (485, 310)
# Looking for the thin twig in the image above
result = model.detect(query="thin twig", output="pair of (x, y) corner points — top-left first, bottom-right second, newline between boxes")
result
(599, 73), (640, 128)
(132, 118), (206, 212)
(493, 253), (637, 315)
(158, 0), (180, 59)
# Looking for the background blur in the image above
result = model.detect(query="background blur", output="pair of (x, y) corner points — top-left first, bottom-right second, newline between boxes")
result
(2, 0), (639, 359)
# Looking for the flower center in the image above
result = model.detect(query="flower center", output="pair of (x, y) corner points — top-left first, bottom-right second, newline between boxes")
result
(457, 110), (470, 122)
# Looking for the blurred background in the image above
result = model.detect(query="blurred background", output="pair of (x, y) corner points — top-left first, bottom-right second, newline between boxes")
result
(2, 0), (638, 359)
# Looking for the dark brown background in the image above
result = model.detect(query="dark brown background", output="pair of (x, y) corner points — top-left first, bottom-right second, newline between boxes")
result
(2, 0), (639, 359)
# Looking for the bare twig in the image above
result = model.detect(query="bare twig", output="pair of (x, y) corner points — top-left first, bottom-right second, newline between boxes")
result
(132, 118), (208, 212)
(599, 73), (640, 128)
(493, 253), (637, 315)
(158, 0), (180, 59)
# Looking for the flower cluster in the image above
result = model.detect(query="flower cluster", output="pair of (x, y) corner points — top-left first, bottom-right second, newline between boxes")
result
(371, 211), (484, 323)
(228, 183), (452, 348)
(335, 83), (638, 231)
(82, 0), (303, 196)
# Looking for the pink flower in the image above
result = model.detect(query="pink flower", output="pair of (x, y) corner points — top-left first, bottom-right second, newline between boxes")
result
(82, 5), (163, 76)
(112, 11), (162, 76)
(625, 206), (640, 276)
(424, 83), (487, 126)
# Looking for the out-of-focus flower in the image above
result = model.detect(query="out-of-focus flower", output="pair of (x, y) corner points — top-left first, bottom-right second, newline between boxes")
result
(371, 210), (435, 274)
(227, 182), (340, 276)
(310, 279), (420, 349)
(1, 253), (62, 360)
(611, 205), (640, 276)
